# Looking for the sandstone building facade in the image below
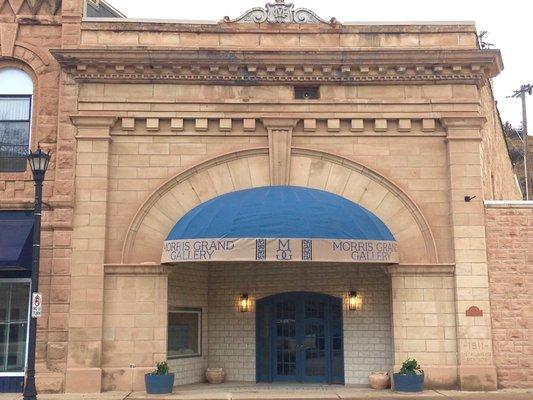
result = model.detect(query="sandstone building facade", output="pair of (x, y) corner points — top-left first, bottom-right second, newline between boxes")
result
(0, 0), (532, 394)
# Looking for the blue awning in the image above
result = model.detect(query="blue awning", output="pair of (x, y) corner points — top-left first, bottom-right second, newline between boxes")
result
(0, 211), (33, 271)
(166, 186), (395, 242)
(161, 186), (399, 264)
(162, 186), (398, 264)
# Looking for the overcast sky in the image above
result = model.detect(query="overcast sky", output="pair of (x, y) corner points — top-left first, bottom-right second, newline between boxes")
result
(106, 0), (532, 131)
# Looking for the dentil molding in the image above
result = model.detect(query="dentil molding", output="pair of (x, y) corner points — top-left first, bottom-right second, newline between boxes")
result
(52, 49), (502, 85)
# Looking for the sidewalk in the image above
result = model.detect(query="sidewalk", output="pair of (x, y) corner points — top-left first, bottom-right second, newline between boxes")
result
(0, 386), (532, 400)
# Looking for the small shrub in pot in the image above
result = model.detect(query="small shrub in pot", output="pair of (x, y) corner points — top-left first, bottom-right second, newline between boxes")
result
(145, 362), (175, 394)
(393, 358), (424, 392)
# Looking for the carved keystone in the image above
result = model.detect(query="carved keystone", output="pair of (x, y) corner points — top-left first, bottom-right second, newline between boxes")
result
(262, 118), (299, 186)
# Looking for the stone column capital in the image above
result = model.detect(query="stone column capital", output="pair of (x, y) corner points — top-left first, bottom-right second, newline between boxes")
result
(442, 117), (486, 141)
(441, 117), (486, 130)
(261, 118), (299, 131)
(70, 116), (117, 140)
(70, 116), (117, 128)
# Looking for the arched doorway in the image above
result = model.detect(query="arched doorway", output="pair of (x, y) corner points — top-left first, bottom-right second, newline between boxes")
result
(256, 292), (344, 384)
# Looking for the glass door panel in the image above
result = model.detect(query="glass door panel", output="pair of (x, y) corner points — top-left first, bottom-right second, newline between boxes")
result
(303, 299), (327, 381)
(274, 300), (297, 380)
(331, 302), (344, 383)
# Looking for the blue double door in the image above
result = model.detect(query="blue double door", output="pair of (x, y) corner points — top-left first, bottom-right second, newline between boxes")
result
(256, 292), (344, 384)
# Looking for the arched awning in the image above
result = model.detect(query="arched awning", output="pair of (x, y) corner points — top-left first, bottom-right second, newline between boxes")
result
(161, 186), (398, 264)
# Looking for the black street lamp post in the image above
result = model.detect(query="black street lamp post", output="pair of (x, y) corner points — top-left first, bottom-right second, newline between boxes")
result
(24, 147), (51, 400)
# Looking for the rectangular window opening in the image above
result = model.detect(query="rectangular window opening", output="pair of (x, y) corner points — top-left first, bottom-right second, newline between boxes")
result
(167, 308), (201, 359)
(294, 86), (319, 100)
(0, 95), (32, 173)
(0, 281), (30, 374)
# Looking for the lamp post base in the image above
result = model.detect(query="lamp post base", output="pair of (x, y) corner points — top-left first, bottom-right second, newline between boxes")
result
(23, 371), (37, 400)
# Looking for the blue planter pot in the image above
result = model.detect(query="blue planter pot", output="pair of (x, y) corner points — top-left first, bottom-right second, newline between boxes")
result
(393, 373), (424, 392)
(145, 373), (175, 394)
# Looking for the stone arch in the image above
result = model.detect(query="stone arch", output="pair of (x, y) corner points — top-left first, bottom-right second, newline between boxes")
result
(14, 41), (52, 70)
(0, 60), (38, 93)
(0, 57), (52, 150)
(122, 147), (438, 264)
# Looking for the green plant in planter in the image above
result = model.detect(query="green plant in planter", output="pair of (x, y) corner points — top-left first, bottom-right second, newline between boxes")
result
(399, 358), (423, 375)
(393, 358), (424, 392)
(145, 361), (174, 394)
(150, 361), (170, 375)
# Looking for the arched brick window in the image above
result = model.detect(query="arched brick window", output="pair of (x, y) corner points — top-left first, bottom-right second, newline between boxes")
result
(0, 68), (33, 172)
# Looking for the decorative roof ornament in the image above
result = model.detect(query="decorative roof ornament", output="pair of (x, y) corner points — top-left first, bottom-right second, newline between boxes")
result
(222, 0), (339, 25)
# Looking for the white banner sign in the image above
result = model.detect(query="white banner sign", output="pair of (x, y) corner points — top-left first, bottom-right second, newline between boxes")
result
(31, 292), (43, 318)
(161, 238), (398, 264)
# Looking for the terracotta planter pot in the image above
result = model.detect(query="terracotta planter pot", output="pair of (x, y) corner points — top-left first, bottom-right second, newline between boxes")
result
(205, 368), (225, 384)
(368, 371), (390, 390)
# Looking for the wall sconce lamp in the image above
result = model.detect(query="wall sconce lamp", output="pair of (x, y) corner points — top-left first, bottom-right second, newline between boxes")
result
(239, 293), (250, 312)
(348, 291), (362, 311)
(464, 195), (477, 202)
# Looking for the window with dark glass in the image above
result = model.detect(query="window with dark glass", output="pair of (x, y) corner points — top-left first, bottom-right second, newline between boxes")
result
(294, 86), (319, 100)
(0, 96), (31, 172)
(0, 282), (30, 373)
(167, 308), (201, 358)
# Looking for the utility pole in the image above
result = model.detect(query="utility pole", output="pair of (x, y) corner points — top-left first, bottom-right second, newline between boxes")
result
(510, 84), (532, 200)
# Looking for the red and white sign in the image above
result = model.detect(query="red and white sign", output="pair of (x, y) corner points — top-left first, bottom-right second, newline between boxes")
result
(31, 292), (43, 318)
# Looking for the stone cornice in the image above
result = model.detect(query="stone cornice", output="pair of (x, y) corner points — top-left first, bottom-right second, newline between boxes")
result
(52, 48), (502, 84)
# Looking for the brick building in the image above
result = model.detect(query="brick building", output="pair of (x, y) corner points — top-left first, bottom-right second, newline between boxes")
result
(0, 0), (531, 394)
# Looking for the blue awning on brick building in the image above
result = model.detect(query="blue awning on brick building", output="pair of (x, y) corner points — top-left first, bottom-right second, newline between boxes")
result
(0, 210), (33, 271)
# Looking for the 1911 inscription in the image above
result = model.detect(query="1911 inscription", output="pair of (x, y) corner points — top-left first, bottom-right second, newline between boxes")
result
(460, 339), (493, 364)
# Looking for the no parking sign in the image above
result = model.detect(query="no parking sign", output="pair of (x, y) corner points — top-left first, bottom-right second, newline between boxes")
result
(31, 293), (42, 318)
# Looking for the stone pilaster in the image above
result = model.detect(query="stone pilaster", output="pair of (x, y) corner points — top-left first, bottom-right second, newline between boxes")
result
(262, 118), (298, 185)
(65, 116), (116, 393)
(388, 264), (458, 389)
(443, 117), (498, 390)
(61, 0), (83, 47)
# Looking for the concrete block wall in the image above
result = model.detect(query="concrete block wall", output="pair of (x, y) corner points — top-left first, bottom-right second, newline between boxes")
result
(485, 203), (533, 388)
(206, 263), (393, 385)
(167, 265), (209, 385)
